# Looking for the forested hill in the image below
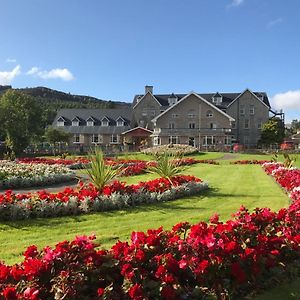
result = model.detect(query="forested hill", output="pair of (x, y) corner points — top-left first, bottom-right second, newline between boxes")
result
(0, 85), (131, 126)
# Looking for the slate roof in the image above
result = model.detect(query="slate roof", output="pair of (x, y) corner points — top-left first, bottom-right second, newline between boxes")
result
(52, 108), (132, 134)
(133, 92), (270, 109)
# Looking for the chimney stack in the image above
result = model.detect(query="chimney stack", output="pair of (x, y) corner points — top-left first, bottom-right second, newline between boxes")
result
(145, 85), (153, 94)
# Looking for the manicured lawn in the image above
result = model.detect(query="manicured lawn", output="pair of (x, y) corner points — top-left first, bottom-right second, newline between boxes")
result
(0, 163), (289, 266)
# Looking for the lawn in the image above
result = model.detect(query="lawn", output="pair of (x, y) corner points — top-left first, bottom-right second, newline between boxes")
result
(1, 152), (299, 299)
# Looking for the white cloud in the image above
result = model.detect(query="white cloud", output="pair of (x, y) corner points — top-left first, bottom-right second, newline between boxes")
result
(271, 90), (300, 110)
(26, 67), (39, 75)
(6, 58), (17, 63)
(267, 17), (283, 28)
(0, 65), (21, 85)
(228, 0), (244, 7)
(27, 67), (74, 81)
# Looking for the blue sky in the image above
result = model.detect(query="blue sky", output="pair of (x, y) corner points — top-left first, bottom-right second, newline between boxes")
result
(0, 0), (299, 122)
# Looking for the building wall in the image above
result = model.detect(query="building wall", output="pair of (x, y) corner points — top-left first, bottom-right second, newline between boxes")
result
(153, 94), (232, 148)
(132, 93), (161, 129)
(226, 90), (269, 147)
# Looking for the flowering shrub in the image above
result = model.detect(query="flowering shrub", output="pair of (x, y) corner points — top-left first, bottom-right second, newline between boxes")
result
(0, 176), (208, 220)
(0, 161), (75, 189)
(0, 199), (300, 299)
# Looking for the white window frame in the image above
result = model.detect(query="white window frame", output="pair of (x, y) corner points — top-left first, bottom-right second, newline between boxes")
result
(87, 120), (94, 127)
(244, 119), (249, 129)
(169, 122), (175, 129)
(250, 106), (255, 115)
(225, 136), (231, 145)
(57, 121), (65, 127)
(258, 121), (262, 129)
(111, 134), (120, 144)
(244, 136), (249, 145)
(231, 121), (236, 129)
(172, 113), (179, 118)
(169, 136), (178, 144)
(240, 106), (245, 115)
(153, 136), (161, 146)
(189, 122), (196, 129)
(91, 134), (99, 144)
(203, 135), (216, 145)
(101, 120), (109, 127)
(117, 120), (124, 127)
(72, 120), (79, 126)
(210, 123), (217, 130)
(73, 134), (80, 144)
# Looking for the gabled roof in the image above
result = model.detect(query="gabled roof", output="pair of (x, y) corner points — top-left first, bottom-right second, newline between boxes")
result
(101, 116), (110, 121)
(57, 116), (67, 122)
(152, 93), (235, 122)
(71, 116), (81, 122)
(133, 91), (270, 109)
(227, 88), (270, 109)
(122, 126), (153, 135)
(212, 92), (222, 98)
(86, 116), (97, 121)
(132, 91), (163, 109)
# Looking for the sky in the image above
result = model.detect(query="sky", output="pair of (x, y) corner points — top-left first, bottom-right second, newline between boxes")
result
(0, 0), (299, 123)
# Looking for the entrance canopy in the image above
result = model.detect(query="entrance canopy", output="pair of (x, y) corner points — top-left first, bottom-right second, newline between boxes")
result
(122, 126), (153, 137)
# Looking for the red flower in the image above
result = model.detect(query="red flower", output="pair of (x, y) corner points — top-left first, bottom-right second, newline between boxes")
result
(24, 245), (38, 259)
(97, 288), (104, 297)
(2, 287), (18, 300)
(128, 283), (143, 300)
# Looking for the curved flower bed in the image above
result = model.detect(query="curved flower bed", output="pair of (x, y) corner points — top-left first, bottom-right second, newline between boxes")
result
(0, 200), (299, 299)
(262, 162), (300, 203)
(0, 176), (208, 221)
(18, 157), (90, 169)
(0, 161), (75, 189)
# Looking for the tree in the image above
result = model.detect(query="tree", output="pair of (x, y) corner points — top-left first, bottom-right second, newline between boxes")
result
(260, 118), (285, 146)
(44, 127), (71, 155)
(0, 90), (43, 156)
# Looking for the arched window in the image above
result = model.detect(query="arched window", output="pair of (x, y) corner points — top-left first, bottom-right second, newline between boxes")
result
(206, 110), (213, 117)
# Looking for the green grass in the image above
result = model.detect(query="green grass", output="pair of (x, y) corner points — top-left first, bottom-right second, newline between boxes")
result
(0, 163), (289, 265)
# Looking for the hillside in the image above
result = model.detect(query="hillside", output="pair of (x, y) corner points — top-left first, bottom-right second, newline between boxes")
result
(0, 85), (131, 126)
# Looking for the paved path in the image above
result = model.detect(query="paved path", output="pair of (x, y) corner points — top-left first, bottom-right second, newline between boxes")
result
(216, 153), (239, 160)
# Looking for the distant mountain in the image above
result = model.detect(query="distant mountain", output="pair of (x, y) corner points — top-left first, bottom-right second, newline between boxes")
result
(0, 85), (131, 126)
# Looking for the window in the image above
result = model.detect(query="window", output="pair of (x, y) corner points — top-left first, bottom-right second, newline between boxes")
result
(73, 134), (80, 144)
(189, 122), (196, 129)
(91, 134), (99, 144)
(206, 110), (213, 118)
(117, 120), (124, 127)
(169, 136), (178, 144)
(225, 136), (231, 145)
(240, 106), (245, 115)
(250, 106), (255, 115)
(169, 122), (175, 129)
(244, 119), (249, 129)
(111, 135), (120, 144)
(99, 135), (103, 144)
(188, 110), (196, 118)
(57, 121), (65, 127)
(231, 121), (236, 129)
(210, 123), (217, 130)
(87, 120), (94, 126)
(258, 121), (262, 129)
(172, 113), (179, 118)
(101, 120), (109, 126)
(212, 96), (222, 104)
(153, 136), (161, 146)
(203, 136), (215, 145)
(72, 120), (79, 126)
(244, 136), (249, 145)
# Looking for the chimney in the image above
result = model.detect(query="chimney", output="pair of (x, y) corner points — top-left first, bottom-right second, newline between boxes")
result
(145, 85), (153, 94)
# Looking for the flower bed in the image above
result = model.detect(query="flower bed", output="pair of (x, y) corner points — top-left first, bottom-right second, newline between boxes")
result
(141, 144), (198, 156)
(0, 161), (75, 189)
(0, 199), (299, 299)
(18, 157), (90, 169)
(0, 175), (208, 220)
(262, 162), (300, 203)
(230, 160), (271, 165)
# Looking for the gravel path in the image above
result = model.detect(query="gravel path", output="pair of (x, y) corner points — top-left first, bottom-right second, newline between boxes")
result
(216, 153), (239, 160)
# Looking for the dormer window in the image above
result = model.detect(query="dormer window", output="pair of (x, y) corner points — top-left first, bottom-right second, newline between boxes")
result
(101, 117), (109, 127)
(168, 93), (178, 106)
(57, 117), (65, 127)
(116, 117), (125, 127)
(72, 118), (80, 126)
(86, 117), (95, 126)
(212, 92), (223, 104)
